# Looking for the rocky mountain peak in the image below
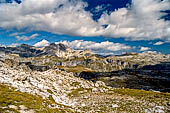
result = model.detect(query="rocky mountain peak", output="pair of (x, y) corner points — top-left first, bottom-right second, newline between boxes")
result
(42, 43), (70, 56)
(44, 43), (68, 52)
(17, 44), (34, 50)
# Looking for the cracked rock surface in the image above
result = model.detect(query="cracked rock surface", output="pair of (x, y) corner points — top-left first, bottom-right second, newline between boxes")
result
(0, 59), (169, 113)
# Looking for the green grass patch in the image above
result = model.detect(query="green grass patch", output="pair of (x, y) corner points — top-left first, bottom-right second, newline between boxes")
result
(57, 65), (93, 73)
(68, 88), (92, 97)
(71, 82), (80, 87)
(0, 84), (74, 113)
(47, 89), (53, 94)
(113, 88), (170, 103)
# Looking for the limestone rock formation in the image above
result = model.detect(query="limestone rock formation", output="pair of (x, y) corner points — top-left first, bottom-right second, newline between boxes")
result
(0, 44), (170, 112)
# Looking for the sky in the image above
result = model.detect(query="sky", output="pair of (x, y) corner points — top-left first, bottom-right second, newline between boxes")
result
(0, 0), (170, 55)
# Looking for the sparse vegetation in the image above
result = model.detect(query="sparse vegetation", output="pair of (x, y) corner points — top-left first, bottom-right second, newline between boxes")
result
(113, 88), (170, 103)
(68, 88), (92, 97)
(0, 43), (170, 113)
(47, 89), (53, 94)
(0, 84), (73, 113)
(57, 65), (93, 73)
(71, 82), (80, 87)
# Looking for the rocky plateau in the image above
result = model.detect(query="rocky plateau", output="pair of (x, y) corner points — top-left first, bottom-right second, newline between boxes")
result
(0, 43), (169, 113)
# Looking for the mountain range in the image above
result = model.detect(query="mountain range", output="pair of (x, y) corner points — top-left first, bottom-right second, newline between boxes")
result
(0, 42), (170, 112)
(0, 43), (94, 58)
(0, 43), (170, 91)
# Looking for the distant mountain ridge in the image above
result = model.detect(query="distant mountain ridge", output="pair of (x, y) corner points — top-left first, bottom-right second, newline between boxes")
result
(43, 43), (69, 56)
(0, 44), (44, 57)
(0, 43), (94, 58)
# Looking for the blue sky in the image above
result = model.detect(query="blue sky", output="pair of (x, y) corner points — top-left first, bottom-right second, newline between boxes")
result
(0, 0), (170, 55)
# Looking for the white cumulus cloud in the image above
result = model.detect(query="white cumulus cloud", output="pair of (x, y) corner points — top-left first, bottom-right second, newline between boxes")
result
(0, 0), (169, 41)
(8, 43), (20, 47)
(153, 41), (164, 45)
(140, 47), (151, 51)
(16, 33), (39, 41)
(99, 0), (170, 40)
(34, 39), (50, 47)
(0, 44), (6, 47)
(56, 40), (133, 55)
(9, 32), (25, 36)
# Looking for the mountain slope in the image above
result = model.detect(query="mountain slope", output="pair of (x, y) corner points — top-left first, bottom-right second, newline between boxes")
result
(0, 59), (169, 113)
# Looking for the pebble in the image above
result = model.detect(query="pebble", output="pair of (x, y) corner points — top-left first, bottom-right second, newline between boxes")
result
(81, 103), (86, 107)
(112, 104), (119, 108)
(58, 80), (63, 84)
(19, 109), (35, 113)
(8, 105), (18, 110)
(83, 96), (88, 99)
(77, 109), (81, 112)
(19, 105), (28, 110)
(92, 88), (98, 92)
